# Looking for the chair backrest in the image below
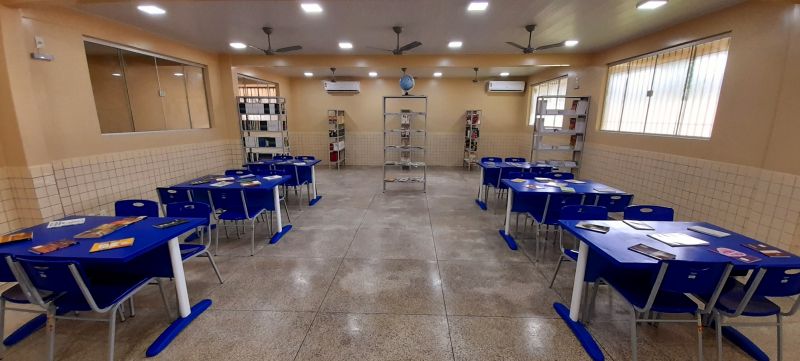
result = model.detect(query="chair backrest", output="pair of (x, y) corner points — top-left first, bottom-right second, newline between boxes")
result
(624, 205), (674, 221)
(157, 187), (191, 206)
(115, 200), (159, 217)
(646, 260), (732, 313)
(594, 194), (634, 213)
(166, 202), (212, 223)
(751, 267), (800, 298)
(247, 163), (273, 176)
(507, 171), (539, 180)
(273, 155), (294, 161)
(482, 167), (501, 187)
(529, 167), (553, 176)
(545, 172), (575, 180)
(225, 169), (249, 177)
(284, 164), (311, 186)
(14, 257), (98, 311)
(208, 189), (249, 218)
(560, 205), (608, 221)
(504, 157), (526, 162)
(481, 157), (502, 162)
(540, 193), (583, 225)
(295, 155), (316, 161)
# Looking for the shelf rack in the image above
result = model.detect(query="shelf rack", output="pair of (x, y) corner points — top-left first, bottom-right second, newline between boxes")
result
(328, 109), (345, 169)
(383, 96), (427, 192)
(531, 95), (589, 175)
(237, 95), (290, 163)
(463, 110), (481, 170)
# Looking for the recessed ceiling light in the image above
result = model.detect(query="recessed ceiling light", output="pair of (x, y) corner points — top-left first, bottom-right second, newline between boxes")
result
(499, 72), (510, 77)
(467, 2), (489, 11)
(338, 42), (353, 49)
(173, 73), (184, 77)
(301, 3), (323, 13)
(304, 72), (314, 77)
(433, 72), (442, 77)
(111, 73), (122, 77)
(229, 42), (247, 49)
(448, 41), (463, 49)
(636, 0), (667, 10)
(368, 72), (378, 77)
(137, 5), (166, 15)
(565, 40), (579, 47)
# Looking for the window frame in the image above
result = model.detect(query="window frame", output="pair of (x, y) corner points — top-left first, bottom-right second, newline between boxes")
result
(599, 32), (731, 140)
(84, 37), (215, 135)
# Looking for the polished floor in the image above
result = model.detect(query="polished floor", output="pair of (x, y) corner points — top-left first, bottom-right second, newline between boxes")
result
(3, 167), (796, 360)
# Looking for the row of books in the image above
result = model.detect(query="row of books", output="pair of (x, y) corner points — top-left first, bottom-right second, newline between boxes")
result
(241, 120), (287, 132)
(330, 141), (345, 151)
(328, 129), (346, 137)
(465, 128), (479, 139)
(243, 136), (287, 148)
(465, 139), (478, 151)
(238, 102), (286, 115)
(465, 113), (480, 125)
(240, 114), (284, 121)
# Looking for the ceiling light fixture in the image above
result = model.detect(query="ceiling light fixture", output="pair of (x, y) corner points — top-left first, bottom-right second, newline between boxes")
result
(137, 5), (166, 15)
(467, 2), (489, 11)
(433, 72), (442, 77)
(448, 41), (463, 48)
(229, 42), (247, 49)
(338, 42), (353, 49)
(301, 3), (323, 13)
(304, 72), (314, 77)
(174, 73), (184, 77)
(499, 72), (509, 77)
(636, 0), (667, 10)
(565, 40), (579, 47)
(368, 72), (378, 77)
(111, 73), (122, 77)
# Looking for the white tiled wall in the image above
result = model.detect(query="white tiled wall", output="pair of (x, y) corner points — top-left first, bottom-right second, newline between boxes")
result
(582, 143), (800, 253)
(0, 167), (19, 234)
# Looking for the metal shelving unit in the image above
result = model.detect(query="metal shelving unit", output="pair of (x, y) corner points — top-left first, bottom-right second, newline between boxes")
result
(463, 109), (481, 170)
(383, 96), (427, 192)
(237, 95), (290, 163)
(328, 109), (345, 169)
(531, 95), (589, 175)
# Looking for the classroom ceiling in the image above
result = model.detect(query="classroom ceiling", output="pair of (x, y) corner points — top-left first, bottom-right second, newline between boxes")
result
(264, 66), (550, 79)
(73, 0), (743, 55)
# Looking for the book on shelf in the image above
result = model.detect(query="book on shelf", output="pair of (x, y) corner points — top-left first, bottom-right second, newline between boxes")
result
(30, 239), (78, 255)
(89, 238), (134, 253)
(0, 232), (33, 244)
(74, 216), (146, 239)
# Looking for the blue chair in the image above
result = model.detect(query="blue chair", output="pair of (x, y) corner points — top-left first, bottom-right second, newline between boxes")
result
(624, 205), (674, 221)
(273, 155), (293, 161)
(588, 193), (634, 214)
(156, 187), (191, 214)
(504, 157), (526, 162)
(507, 171), (539, 180)
(115, 200), (159, 217)
(11, 257), (172, 361)
(481, 156), (502, 163)
(529, 166), (553, 176)
(545, 172), (575, 180)
(0, 256), (57, 357)
(712, 266), (800, 361)
(208, 188), (287, 256)
(601, 260), (733, 361)
(224, 169), (250, 177)
(166, 202), (223, 284)
(247, 163), (272, 176)
(526, 193), (583, 258)
(549, 205), (609, 288)
(284, 162), (313, 208)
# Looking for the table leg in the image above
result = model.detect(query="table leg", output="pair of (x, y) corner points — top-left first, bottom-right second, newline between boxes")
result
(498, 190), (518, 250)
(309, 165), (322, 206)
(569, 241), (589, 321)
(270, 185), (292, 244)
(168, 237), (190, 317)
(475, 168), (487, 210)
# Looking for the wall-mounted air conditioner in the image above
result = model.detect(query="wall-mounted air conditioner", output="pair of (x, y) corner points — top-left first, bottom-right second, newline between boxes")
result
(323, 81), (360, 93)
(486, 81), (526, 93)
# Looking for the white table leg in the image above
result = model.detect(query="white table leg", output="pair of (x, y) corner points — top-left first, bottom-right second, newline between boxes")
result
(167, 237), (190, 318)
(569, 241), (589, 322)
(504, 190), (513, 235)
(273, 185), (283, 230)
(478, 168), (485, 202)
(310, 165), (318, 199)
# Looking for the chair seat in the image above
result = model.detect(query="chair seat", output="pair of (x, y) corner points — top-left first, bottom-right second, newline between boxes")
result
(2, 284), (57, 304)
(714, 281), (781, 317)
(180, 244), (207, 261)
(57, 276), (151, 312)
(218, 209), (265, 221)
(605, 274), (700, 314)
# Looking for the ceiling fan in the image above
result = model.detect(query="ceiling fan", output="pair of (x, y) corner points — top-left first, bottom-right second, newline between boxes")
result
(247, 27), (303, 55)
(329, 67), (337, 83)
(369, 26), (422, 55)
(472, 68), (479, 83)
(506, 24), (567, 54)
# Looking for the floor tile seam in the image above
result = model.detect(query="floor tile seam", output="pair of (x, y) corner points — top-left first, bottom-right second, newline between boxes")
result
(425, 191), (457, 361)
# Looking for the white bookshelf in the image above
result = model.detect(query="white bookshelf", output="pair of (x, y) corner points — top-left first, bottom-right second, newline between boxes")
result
(463, 110), (481, 170)
(328, 109), (345, 169)
(531, 96), (589, 174)
(383, 96), (427, 192)
(237, 95), (290, 163)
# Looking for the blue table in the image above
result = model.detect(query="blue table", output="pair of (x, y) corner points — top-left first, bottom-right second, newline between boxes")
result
(474, 161), (553, 210)
(171, 174), (293, 244)
(498, 178), (627, 250)
(248, 159), (323, 206)
(0, 216), (209, 357)
(555, 220), (800, 361)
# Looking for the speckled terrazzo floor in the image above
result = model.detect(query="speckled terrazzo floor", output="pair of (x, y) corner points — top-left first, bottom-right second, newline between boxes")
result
(3, 166), (795, 360)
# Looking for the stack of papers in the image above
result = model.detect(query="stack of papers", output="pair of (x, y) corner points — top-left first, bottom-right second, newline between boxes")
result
(263, 175), (282, 180)
(210, 181), (233, 187)
(648, 233), (709, 247)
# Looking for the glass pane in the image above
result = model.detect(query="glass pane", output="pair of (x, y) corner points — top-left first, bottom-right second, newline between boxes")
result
(84, 42), (133, 133)
(601, 63), (629, 131)
(644, 47), (692, 135)
(156, 58), (191, 130)
(618, 56), (656, 133)
(121, 50), (165, 131)
(678, 37), (730, 138)
(185, 65), (211, 129)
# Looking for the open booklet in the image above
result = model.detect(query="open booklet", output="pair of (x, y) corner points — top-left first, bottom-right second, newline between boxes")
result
(0, 232), (33, 245)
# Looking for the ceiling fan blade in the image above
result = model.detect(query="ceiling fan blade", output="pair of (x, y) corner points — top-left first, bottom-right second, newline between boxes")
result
(534, 42), (566, 51)
(275, 45), (303, 53)
(366, 46), (394, 52)
(246, 44), (271, 54)
(505, 42), (528, 50)
(398, 41), (422, 52)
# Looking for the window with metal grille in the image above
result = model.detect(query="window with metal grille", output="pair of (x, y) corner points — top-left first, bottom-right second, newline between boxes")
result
(600, 35), (730, 138)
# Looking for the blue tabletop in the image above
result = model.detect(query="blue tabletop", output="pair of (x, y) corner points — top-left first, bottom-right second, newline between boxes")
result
(502, 178), (626, 194)
(559, 220), (800, 270)
(479, 161), (552, 170)
(171, 174), (290, 191)
(0, 216), (204, 263)
(251, 159), (322, 167)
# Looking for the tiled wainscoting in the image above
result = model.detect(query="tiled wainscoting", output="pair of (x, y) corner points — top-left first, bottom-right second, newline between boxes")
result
(2, 140), (242, 231)
(581, 143), (800, 253)
(0, 167), (18, 234)
(291, 131), (529, 167)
